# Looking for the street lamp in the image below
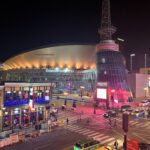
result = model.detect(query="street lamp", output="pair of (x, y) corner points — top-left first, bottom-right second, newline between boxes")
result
(111, 89), (115, 109)
(117, 37), (125, 42)
(130, 54), (135, 72)
(144, 87), (148, 98)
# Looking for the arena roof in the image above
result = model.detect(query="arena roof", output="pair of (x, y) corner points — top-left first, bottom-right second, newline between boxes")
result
(3, 45), (96, 70)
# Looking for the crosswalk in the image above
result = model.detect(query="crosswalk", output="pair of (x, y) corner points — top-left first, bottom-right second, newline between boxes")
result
(57, 111), (89, 124)
(66, 124), (123, 149)
(116, 117), (150, 129)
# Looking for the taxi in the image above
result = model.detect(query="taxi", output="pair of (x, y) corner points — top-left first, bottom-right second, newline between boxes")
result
(96, 146), (112, 150)
(74, 138), (101, 150)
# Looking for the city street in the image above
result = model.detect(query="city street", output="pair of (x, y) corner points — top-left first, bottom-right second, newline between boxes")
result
(2, 103), (150, 150)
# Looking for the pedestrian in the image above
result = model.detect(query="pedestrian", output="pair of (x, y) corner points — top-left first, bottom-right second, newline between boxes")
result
(66, 118), (69, 125)
(114, 139), (118, 149)
(114, 119), (117, 128)
(48, 119), (52, 132)
(108, 117), (112, 128)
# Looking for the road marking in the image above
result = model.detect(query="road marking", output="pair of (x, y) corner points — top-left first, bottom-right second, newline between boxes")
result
(101, 137), (114, 144)
(133, 133), (150, 144)
(82, 131), (95, 135)
(95, 135), (110, 141)
(88, 133), (100, 137)
(78, 129), (91, 134)
(112, 129), (123, 137)
(92, 134), (104, 139)
(141, 122), (150, 128)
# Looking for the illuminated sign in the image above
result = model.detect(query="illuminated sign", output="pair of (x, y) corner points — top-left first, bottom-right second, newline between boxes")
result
(97, 82), (107, 87)
(96, 88), (107, 99)
(148, 81), (150, 87)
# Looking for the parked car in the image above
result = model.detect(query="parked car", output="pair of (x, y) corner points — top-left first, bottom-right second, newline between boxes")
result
(74, 138), (101, 150)
(103, 110), (117, 119)
(139, 100), (149, 107)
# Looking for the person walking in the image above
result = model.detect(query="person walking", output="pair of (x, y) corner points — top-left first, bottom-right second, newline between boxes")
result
(66, 118), (69, 125)
(108, 117), (112, 128)
(114, 139), (118, 149)
(48, 119), (52, 132)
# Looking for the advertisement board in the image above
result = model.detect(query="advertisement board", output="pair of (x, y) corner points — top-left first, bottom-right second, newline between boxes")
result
(96, 88), (107, 100)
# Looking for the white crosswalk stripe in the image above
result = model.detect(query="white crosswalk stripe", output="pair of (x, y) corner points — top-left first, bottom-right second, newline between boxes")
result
(82, 131), (95, 135)
(117, 117), (150, 129)
(66, 125), (116, 147)
(87, 133), (100, 137)
(95, 135), (110, 141)
(101, 137), (114, 144)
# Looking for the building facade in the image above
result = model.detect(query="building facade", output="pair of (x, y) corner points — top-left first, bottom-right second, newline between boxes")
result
(0, 82), (53, 131)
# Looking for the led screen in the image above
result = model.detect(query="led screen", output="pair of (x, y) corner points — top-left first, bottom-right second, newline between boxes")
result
(97, 88), (107, 99)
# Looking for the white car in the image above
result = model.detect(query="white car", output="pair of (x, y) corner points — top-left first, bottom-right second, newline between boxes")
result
(139, 100), (149, 107)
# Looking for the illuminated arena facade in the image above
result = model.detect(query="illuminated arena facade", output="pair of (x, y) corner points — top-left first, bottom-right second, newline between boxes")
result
(1, 44), (97, 94)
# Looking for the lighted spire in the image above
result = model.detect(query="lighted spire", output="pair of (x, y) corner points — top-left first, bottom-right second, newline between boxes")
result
(98, 0), (116, 40)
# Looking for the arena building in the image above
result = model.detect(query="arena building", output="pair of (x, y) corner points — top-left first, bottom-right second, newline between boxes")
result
(1, 44), (97, 94)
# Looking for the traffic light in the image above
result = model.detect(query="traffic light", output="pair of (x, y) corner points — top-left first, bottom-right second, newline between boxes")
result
(122, 113), (129, 132)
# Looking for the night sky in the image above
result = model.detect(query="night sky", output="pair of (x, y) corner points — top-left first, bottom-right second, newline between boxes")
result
(0, 0), (150, 69)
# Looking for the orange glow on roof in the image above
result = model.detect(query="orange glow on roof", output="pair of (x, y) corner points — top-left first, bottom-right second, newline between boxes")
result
(3, 45), (96, 71)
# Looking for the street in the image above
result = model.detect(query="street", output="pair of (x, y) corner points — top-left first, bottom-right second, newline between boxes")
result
(2, 101), (150, 150)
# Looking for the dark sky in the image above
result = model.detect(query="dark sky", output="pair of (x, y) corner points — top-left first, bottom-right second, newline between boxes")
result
(0, 0), (150, 68)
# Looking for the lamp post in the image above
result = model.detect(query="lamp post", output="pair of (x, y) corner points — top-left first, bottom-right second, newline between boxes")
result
(144, 87), (148, 99)
(111, 89), (115, 109)
(130, 54), (135, 72)
(145, 53), (147, 68)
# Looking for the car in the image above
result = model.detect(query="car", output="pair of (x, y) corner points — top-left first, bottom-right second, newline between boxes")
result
(120, 105), (131, 112)
(103, 110), (117, 119)
(96, 146), (112, 150)
(139, 100), (149, 107)
(131, 109), (145, 117)
(74, 139), (101, 150)
(123, 107), (134, 115)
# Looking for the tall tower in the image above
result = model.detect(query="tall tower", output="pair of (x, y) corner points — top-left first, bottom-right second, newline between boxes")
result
(96, 0), (131, 104)
(98, 0), (116, 40)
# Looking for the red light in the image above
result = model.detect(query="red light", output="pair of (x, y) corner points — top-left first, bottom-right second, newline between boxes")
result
(96, 88), (107, 99)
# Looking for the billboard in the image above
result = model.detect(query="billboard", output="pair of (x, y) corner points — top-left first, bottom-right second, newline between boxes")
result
(96, 88), (107, 99)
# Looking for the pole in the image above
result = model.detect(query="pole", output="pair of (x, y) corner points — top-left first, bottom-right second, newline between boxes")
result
(130, 55), (132, 72)
(123, 132), (127, 150)
(145, 53), (147, 68)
